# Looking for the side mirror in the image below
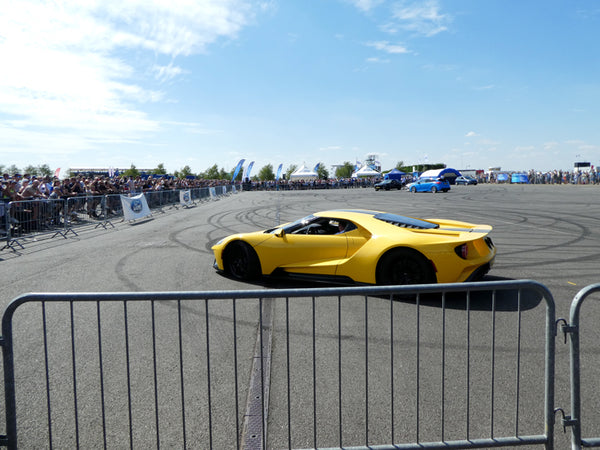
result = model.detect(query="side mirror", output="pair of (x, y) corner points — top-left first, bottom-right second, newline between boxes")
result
(275, 228), (286, 238)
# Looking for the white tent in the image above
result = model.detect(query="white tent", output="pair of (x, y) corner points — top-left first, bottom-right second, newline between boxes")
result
(290, 165), (318, 180)
(420, 168), (461, 180)
(352, 166), (381, 178)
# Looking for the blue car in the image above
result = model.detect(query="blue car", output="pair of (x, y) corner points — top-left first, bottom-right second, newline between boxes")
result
(455, 175), (478, 185)
(406, 178), (451, 193)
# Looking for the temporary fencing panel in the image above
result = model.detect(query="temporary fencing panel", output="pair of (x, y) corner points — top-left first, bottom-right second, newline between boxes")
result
(1, 186), (239, 250)
(0, 203), (8, 248)
(0, 281), (558, 449)
(6, 199), (68, 243)
(563, 283), (600, 449)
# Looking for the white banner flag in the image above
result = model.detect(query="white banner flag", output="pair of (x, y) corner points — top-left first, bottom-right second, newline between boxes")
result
(120, 193), (152, 221)
(179, 190), (193, 207)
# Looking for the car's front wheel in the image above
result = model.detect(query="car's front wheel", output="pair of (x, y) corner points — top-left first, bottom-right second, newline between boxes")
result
(410, 186), (417, 193)
(376, 248), (435, 285)
(224, 241), (261, 281)
(431, 186), (438, 193)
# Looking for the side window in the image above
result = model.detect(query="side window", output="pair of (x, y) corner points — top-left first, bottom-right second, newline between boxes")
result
(328, 219), (356, 235)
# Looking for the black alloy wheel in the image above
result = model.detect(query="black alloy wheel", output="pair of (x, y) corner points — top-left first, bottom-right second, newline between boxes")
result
(225, 242), (261, 281)
(377, 248), (434, 285)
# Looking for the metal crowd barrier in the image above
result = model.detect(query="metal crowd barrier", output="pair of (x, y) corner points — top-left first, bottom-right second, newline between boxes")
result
(0, 281), (557, 449)
(1, 185), (238, 250)
(563, 283), (600, 449)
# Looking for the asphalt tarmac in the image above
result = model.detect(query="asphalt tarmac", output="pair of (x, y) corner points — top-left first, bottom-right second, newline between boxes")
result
(1, 184), (600, 449)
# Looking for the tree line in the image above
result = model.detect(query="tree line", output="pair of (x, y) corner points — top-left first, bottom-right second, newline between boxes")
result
(2, 161), (446, 181)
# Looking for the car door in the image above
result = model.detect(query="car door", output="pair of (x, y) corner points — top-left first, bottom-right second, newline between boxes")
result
(255, 218), (349, 275)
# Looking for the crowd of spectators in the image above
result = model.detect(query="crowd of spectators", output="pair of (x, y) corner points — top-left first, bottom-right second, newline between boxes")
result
(1, 172), (231, 204)
(524, 169), (600, 184)
(3, 166), (600, 205)
(0, 173), (233, 235)
(2, 166), (600, 239)
(243, 168), (600, 191)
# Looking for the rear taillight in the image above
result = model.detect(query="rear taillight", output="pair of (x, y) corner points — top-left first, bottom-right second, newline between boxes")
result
(455, 243), (468, 259)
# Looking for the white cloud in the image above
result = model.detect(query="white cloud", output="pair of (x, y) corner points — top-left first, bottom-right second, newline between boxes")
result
(367, 40), (410, 54)
(390, 0), (451, 37)
(366, 57), (391, 63)
(0, 0), (257, 153)
(465, 131), (477, 137)
(153, 63), (186, 83)
(346, 0), (385, 12)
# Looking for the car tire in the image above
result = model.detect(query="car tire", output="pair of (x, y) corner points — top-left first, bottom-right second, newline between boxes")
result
(431, 186), (437, 193)
(224, 241), (261, 281)
(376, 248), (435, 285)
(410, 187), (417, 193)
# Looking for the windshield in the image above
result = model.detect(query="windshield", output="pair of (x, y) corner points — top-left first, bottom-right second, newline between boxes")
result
(268, 215), (356, 235)
(279, 215), (317, 233)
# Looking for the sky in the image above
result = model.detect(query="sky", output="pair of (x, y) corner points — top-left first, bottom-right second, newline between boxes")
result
(1, 0), (599, 176)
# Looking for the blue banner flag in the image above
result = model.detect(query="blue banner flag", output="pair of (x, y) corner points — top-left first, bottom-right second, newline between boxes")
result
(232, 159), (245, 181)
(276, 163), (283, 181)
(313, 162), (320, 172)
(242, 161), (254, 181)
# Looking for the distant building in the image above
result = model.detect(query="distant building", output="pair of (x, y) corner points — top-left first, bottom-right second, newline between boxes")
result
(68, 168), (154, 177)
(574, 161), (591, 173)
(363, 154), (381, 172)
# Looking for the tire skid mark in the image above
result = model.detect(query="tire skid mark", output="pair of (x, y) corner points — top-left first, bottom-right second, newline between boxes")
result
(490, 211), (597, 268)
(168, 225), (212, 254)
(115, 248), (148, 291)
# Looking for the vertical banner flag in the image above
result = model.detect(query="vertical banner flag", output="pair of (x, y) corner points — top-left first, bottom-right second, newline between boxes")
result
(232, 159), (245, 181)
(179, 190), (193, 207)
(276, 163), (283, 181)
(54, 168), (61, 178)
(120, 193), (152, 221)
(313, 163), (320, 172)
(242, 161), (254, 181)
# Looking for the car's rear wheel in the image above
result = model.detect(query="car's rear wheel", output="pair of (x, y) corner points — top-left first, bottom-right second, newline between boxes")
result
(224, 241), (261, 281)
(410, 186), (417, 193)
(431, 186), (438, 193)
(376, 248), (435, 285)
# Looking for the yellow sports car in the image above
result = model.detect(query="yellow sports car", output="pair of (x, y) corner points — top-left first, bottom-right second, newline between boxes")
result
(212, 209), (496, 285)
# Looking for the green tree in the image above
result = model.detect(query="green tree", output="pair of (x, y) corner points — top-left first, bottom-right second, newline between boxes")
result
(219, 168), (231, 180)
(395, 161), (405, 170)
(37, 164), (53, 177)
(335, 161), (354, 178)
(411, 163), (445, 173)
(179, 165), (194, 178)
(7, 165), (20, 175)
(204, 164), (220, 179)
(152, 163), (168, 175)
(258, 164), (275, 181)
(23, 165), (39, 176)
(123, 164), (140, 178)
(285, 164), (297, 181)
(316, 163), (329, 180)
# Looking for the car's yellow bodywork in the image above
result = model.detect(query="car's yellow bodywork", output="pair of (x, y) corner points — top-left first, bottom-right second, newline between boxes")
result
(212, 209), (496, 284)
